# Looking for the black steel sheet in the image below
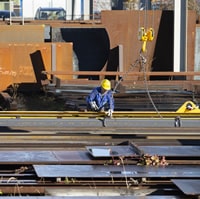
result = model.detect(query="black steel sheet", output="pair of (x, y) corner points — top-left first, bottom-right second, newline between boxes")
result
(34, 165), (200, 178)
(0, 147), (199, 164)
(86, 145), (139, 157)
(0, 151), (58, 163)
(0, 151), (92, 163)
(172, 179), (200, 195)
(53, 151), (92, 162)
(139, 146), (200, 157)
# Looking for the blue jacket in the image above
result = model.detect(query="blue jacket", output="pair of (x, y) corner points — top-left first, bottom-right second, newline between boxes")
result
(86, 86), (114, 110)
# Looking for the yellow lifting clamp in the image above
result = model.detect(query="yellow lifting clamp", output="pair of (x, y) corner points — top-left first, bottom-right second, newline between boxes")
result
(138, 27), (154, 52)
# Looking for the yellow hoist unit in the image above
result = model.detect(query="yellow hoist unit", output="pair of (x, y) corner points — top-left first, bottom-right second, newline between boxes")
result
(138, 27), (154, 52)
(176, 101), (200, 113)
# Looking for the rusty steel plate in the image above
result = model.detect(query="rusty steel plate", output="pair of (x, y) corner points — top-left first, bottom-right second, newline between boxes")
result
(86, 145), (140, 158)
(0, 196), (182, 199)
(139, 146), (200, 157)
(34, 165), (200, 178)
(172, 179), (200, 195)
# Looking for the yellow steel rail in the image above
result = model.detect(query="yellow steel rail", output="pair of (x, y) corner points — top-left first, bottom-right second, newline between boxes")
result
(0, 110), (200, 119)
(0, 100), (199, 119)
(0, 101), (200, 118)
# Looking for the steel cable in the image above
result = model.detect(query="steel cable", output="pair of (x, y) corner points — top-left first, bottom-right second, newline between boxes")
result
(139, 52), (162, 118)
(112, 51), (162, 118)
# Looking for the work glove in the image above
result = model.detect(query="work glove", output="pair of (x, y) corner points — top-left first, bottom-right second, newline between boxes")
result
(90, 101), (99, 111)
(106, 109), (113, 117)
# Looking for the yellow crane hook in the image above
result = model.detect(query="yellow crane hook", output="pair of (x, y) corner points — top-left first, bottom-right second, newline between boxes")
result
(138, 27), (154, 52)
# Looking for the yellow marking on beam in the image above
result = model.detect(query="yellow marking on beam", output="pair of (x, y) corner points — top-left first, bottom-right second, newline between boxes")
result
(147, 136), (200, 139)
(0, 113), (200, 118)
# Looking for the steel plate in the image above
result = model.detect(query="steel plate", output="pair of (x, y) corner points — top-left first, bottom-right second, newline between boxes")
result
(172, 179), (200, 195)
(0, 151), (58, 163)
(86, 145), (140, 158)
(139, 146), (200, 157)
(54, 151), (92, 162)
(0, 151), (92, 163)
(34, 165), (200, 178)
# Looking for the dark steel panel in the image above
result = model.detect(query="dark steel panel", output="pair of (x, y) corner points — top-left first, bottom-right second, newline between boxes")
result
(0, 151), (58, 163)
(172, 179), (200, 195)
(86, 145), (140, 157)
(53, 151), (92, 162)
(139, 146), (200, 157)
(0, 150), (105, 163)
(34, 165), (200, 178)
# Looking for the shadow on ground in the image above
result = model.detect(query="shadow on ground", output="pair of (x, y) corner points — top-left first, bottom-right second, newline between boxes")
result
(0, 126), (29, 133)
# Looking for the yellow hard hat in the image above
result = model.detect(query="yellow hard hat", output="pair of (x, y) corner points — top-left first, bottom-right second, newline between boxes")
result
(101, 79), (111, 90)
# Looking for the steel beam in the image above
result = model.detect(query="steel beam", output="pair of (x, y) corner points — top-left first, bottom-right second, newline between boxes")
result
(0, 111), (200, 118)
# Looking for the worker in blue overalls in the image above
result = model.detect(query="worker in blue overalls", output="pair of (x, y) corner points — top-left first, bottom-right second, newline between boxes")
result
(86, 79), (114, 117)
